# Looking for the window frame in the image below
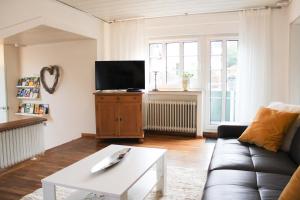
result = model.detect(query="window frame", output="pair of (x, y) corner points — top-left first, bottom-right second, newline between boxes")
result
(148, 38), (201, 90)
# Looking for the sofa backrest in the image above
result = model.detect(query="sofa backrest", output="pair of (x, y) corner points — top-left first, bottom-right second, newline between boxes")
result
(289, 127), (300, 164)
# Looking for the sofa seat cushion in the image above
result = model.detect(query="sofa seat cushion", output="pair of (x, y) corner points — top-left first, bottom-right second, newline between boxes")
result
(202, 169), (291, 200)
(259, 189), (282, 200)
(209, 139), (255, 171)
(209, 139), (297, 175)
(203, 188), (281, 200)
(251, 155), (297, 175)
(205, 170), (257, 188)
(202, 185), (260, 200)
(256, 172), (291, 190)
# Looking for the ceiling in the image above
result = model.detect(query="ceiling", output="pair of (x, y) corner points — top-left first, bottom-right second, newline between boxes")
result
(58, 0), (280, 22)
(4, 25), (91, 46)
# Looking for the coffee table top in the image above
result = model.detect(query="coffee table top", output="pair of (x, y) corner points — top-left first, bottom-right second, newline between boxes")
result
(42, 145), (166, 197)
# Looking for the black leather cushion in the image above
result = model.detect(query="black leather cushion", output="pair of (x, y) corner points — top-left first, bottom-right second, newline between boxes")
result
(218, 125), (248, 138)
(250, 146), (297, 175)
(259, 189), (282, 200)
(251, 155), (297, 175)
(209, 139), (254, 171)
(202, 170), (291, 200)
(289, 127), (300, 164)
(205, 170), (257, 188)
(209, 139), (297, 175)
(206, 170), (290, 190)
(256, 172), (290, 190)
(202, 185), (260, 200)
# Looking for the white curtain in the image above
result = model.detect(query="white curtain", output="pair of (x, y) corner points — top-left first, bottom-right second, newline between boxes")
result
(289, 24), (300, 104)
(236, 9), (272, 122)
(110, 19), (145, 60)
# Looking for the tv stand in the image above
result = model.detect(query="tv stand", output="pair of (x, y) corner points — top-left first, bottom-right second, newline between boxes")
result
(94, 92), (144, 140)
(126, 88), (141, 92)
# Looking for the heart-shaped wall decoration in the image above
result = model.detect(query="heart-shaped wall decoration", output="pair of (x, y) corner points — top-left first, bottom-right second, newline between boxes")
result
(40, 65), (60, 94)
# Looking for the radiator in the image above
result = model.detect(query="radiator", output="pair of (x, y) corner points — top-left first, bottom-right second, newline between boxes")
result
(0, 123), (44, 168)
(144, 99), (197, 133)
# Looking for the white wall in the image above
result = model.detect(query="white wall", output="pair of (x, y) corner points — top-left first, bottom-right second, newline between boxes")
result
(105, 12), (240, 59)
(4, 45), (20, 119)
(0, 0), (105, 59)
(145, 12), (239, 38)
(19, 40), (97, 149)
(289, 0), (300, 23)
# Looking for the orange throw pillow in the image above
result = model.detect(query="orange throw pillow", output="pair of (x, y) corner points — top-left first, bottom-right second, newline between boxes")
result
(238, 107), (299, 152)
(279, 166), (300, 200)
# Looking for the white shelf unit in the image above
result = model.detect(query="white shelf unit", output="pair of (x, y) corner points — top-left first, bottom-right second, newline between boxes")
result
(16, 77), (49, 117)
(17, 97), (40, 100)
(16, 85), (38, 88)
(16, 84), (40, 99)
(15, 112), (48, 117)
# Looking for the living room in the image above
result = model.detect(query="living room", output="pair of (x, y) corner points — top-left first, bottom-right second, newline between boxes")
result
(0, 0), (299, 199)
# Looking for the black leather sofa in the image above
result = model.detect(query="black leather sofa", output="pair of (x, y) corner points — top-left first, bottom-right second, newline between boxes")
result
(202, 125), (300, 200)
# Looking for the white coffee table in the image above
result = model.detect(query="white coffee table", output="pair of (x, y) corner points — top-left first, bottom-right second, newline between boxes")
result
(42, 145), (167, 200)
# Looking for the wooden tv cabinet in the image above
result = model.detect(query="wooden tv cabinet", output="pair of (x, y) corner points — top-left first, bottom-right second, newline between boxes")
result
(94, 92), (144, 140)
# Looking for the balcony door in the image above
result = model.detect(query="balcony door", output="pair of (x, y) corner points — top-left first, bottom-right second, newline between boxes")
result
(206, 39), (238, 130)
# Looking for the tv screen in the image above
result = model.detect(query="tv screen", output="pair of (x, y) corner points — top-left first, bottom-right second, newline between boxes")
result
(95, 61), (145, 90)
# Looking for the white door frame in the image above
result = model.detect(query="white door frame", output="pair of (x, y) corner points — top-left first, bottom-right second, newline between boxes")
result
(203, 36), (238, 132)
(0, 44), (8, 122)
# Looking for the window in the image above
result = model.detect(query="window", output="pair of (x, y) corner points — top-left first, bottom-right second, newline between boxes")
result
(209, 40), (238, 125)
(149, 41), (199, 88)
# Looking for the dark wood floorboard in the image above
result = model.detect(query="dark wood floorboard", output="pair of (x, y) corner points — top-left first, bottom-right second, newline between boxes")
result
(0, 135), (215, 200)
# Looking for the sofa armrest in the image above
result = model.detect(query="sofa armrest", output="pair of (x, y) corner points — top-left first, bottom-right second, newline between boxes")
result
(217, 125), (248, 138)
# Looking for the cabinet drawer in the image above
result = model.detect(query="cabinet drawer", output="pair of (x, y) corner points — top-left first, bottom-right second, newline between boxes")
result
(119, 96), (141, 102)
(96, 96), (118, 102)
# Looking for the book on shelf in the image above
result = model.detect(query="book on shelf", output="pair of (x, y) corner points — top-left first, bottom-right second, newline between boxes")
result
(32, 88), (39, 98)
(24, 103), (34, 114)
(18, 103), (49, 115)
(38, 104), (49, 115)
(17, 77), (40, 88)
(16, 88), (40, 98)
(34, 104), (40, 114)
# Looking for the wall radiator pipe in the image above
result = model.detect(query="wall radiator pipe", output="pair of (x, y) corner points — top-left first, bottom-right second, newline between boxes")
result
(0, 123), (44, 169)
(144, 99), (197, 133)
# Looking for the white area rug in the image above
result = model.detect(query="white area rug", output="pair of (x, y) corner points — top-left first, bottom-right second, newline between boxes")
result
(21, 166), (207, 200)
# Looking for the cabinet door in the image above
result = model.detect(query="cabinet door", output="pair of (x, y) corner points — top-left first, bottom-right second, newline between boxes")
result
(96, 102), (118, 137)
(119, 102), (142, 137)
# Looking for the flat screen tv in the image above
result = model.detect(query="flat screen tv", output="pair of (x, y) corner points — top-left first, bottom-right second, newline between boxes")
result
(95, 60), (145, 91)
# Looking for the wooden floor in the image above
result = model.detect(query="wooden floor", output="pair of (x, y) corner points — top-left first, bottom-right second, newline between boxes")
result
(0, 135), (215, 200)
